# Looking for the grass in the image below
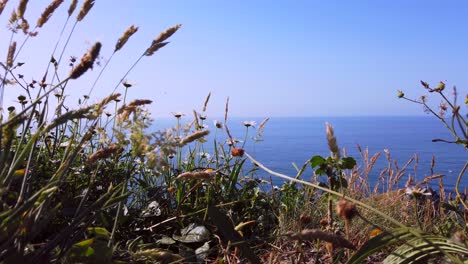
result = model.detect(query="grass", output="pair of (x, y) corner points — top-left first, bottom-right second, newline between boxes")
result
(0, 1), (467, 263)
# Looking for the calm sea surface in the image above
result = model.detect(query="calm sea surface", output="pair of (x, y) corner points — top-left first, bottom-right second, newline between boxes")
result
(153, 116), (467, 190)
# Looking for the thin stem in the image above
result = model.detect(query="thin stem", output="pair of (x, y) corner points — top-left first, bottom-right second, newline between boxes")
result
(455, 161), (468, 210)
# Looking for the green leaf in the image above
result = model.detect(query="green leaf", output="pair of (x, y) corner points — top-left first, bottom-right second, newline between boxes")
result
(315, 168), (326, 176)
(86, 227), (110, 239)
(310, 155), (325, 168)
(340, 157), (357, 169)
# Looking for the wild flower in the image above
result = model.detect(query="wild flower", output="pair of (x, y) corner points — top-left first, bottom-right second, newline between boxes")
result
(231, 148), (244, 157)
(172, 112), (184, 118)
(405, 186), (432, 198)
(226, 138), (242, 146)
(198, 113), (207, 120)
(243, 120), (256, 127)
(213, 120), (223, 129)
(198, 152), (211, 160)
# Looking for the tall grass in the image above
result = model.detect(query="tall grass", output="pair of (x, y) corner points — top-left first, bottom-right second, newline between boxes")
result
(0, 1), (466, 263)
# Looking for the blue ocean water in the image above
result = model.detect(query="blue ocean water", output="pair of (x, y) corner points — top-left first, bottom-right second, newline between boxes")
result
(153, 116), (467, 190)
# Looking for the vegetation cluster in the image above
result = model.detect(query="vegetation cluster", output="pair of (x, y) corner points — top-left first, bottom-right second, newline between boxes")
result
(0, 1), (466, 263)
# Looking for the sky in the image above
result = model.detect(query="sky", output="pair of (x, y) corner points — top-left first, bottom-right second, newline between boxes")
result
(1, 1), (468, 118)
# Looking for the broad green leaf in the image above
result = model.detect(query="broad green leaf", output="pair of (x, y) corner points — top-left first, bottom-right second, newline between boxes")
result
(340, 157), (357, 169)
(310, 155), (325, 168)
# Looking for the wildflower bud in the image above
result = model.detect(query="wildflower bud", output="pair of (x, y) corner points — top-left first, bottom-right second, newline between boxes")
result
(335, 199), (358, 222)
(231, 148), (244, 157)
(299, 214), (312, 226)
(435, 81), (445, 92)
(397, 90), (404, 98)
(369, 228), (383, 238)
(420, 80), (430, 89)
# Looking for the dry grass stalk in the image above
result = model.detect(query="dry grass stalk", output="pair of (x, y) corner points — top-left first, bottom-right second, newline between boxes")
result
(193, 110), (200, 130)
(115, 25), (138, 52)
(76, 0), (94, 22)
(37, 0), (64, 28)
(67, 0), (77, 17)
(325, 122), (340, 160)
(69, 42), (101, 79)
(97, 93), (121, 109)
(6, 41), (16, 67)
(224, 97), (234, 143)
(258, 117), (270, 132)
(288, 229), (356, 250)
(145, 42), (168, 56)
(16, 0), (27, 19)
(180, 130), (210, 145)
(46, 106), (93, 131)
(145, 24), (181, 56)
(176, 171), (213, 181)
(154, 24), (181, 44)
(87, 144), (122, 164)
(202, 92), (211, 112)
(0, 0), (8, 16)
(128, 99), (152, 107)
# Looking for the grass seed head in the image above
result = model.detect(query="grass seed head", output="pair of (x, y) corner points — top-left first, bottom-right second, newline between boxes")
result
(69, 42), (101, 79)
(87, 144), (123, 164)
(67, 0), (77, 17)
(115, 25), (139, 52)
(76, 0), (94, 22)
(17, 0), (28, 19)
(326, 122), (340, 160)
(7, 41), (16, 67)
(0, 0), (8, 16)
(37, 0), (64, 28)
(180, 130), (210, 146)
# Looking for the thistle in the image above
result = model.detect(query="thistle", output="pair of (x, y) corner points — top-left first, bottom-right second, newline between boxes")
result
(37, 0), (64, 28)
(69, 42), (101, 79)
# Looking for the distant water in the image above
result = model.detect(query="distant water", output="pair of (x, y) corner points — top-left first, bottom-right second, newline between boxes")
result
(152, 116), (467, 190)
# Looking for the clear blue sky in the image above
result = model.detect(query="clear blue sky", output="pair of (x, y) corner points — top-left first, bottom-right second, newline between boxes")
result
(1, 1), (468, 117)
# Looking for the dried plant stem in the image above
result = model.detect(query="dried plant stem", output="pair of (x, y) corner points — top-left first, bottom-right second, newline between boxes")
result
(455, 161), (468, 210)
(244, 152), (403, 227)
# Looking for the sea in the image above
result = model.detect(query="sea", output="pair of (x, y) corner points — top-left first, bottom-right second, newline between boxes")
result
(153, 116), (467, 191)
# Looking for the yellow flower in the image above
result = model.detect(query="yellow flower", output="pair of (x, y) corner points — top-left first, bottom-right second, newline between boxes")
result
(370, 228), (383, 238)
